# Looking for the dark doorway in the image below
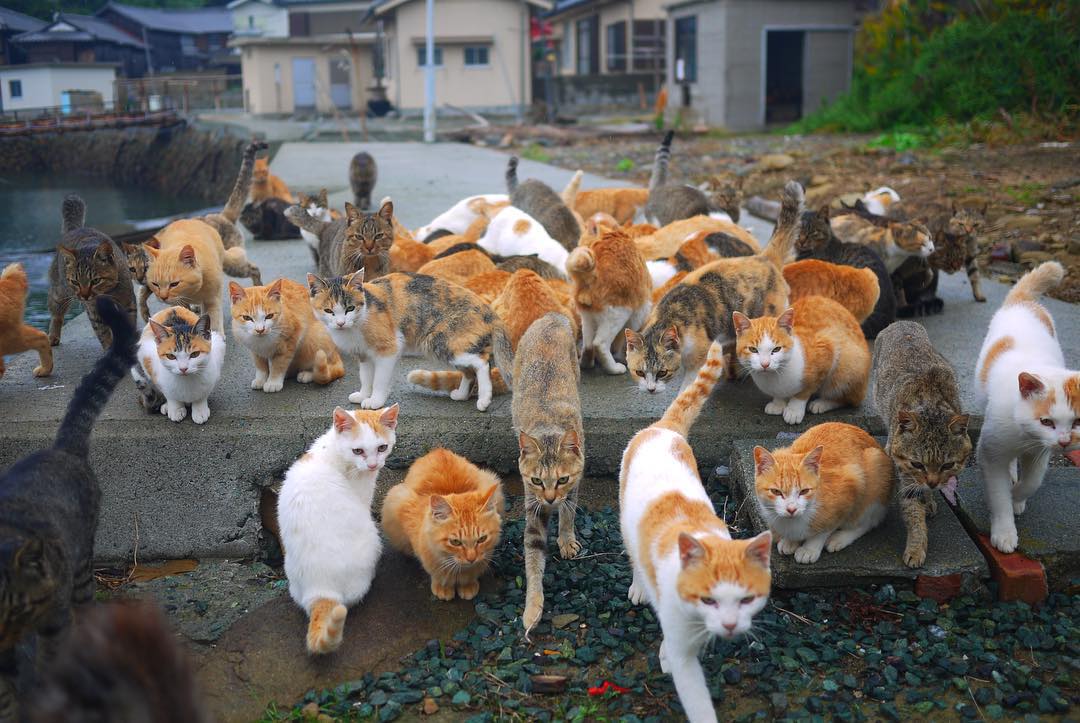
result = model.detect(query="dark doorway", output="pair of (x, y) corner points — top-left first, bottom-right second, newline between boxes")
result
(765, 30), (804, 124)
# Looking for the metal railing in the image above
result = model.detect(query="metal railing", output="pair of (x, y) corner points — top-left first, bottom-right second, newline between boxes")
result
(0, 100), (181, 136)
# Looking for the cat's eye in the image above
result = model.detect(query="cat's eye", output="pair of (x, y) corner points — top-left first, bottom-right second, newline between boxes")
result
(530, 477), (543, 486)
(940, 462), (955, 471)
(129, 267), (136, 273)
(165, 353), (176, 360)
(748, 346), (758, 354)
(449, 539), (462, 546)
(1040, 418), (1054, 428)
(700, 597), (717, 606)
(151, 282), (159, 288)
(740, 595), (756, 605)
(169, 281), (179, 288)
(635, 370), (645, 378)
(345, 306), (355, 312)
(656, 372), (669, 380)
(190, 351), (201, 358)
(352, 448), (365, 456)
(799, 488), (811, 496)
(556, 476), (569, 486)
(477, 535), (488, 543)
(910, 461), (926, 471)
(325, 308), (334, 314)
(377, 444), (388, 453)
(772, 346), (782, 353)
(242, 315), (252, 321)
(769, 488), (782, 496)
(265, 313), (274, 319)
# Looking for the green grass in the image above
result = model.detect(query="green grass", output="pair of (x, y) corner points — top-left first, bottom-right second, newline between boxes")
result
(1003, 182), (1045, 206)
(520, 144), (551, 164)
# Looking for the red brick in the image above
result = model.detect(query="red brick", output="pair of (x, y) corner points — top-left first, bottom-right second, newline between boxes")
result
(915, 573), (963, 603)
(971, 532), (1048, 605)
(1067, 449), (1080, 468)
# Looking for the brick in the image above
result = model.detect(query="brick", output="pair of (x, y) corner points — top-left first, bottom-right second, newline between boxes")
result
(970, 532), (1048, 605)
(915, 573), (963, 603)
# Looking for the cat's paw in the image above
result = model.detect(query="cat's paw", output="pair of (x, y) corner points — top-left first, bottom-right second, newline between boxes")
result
(808, 399), (841, 415)
(361, 394), (388, 410)
(348, 391), (366, 404)
(457, 579), (480, 600)
(793, 545), (822, 564)
(603, 361), (627, 375)
(191, 403), (210, 425)
(250, 377), (264, 390)
(262, 379), (284, 393)
(523, 594), (544, 636)
(782, 406), (806, 425)
(990, 525), (1019, 554)
(296, 371), (314, 384)
(764, 400), (785, 415)
(431, 580), (456, 601)
(166, 405), (187, 423)
(32, 364), (51, 377)
(579, 349), (595, 369)
(450, 386), (470, 401)
(558, 536), (582, 559)
(777, 537), (799, 555)
(825, 530), (858, 553)
(902, 544), (927, 568)
(628, 580), (647, 605)
(475, 396), (491, 412)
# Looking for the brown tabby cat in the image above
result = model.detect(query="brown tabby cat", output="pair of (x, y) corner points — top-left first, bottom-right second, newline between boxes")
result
(287, 200), (395, 280)
(506, 157), (582, 252)
(0, 263), (52, 378)
(349, 151), (377, 210)
(120, 240), (154, 321)
(198, 140), (266, 251)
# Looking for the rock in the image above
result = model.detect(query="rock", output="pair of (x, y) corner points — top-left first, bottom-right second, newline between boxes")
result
(989, 241), (1013, 261)
(552, 613), (579, 629)
(422, 697), (440, 715)
(302, 702), (320, 720)
(998, 214), (1043, 230)
(378, 700), (403, 722)
(530, 674), (568, 694)
(451, 690), (472, 707)
(1019, 251), (1054, 265)
(1068, 238), (1080, 255)
(757, 153), (795, 171)
(809, 175), (830, 187)
(770, 693), (789, 711)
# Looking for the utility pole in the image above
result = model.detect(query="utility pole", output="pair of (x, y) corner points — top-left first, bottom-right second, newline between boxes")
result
(517, 0), (525, 124)
(423, 0), (435, 142)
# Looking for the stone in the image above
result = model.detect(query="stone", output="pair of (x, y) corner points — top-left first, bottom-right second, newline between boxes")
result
(1018, 251), (1054, 266)
(914, 573), (963, 603)
(551, 613), (579, 629)
(809, 174), (830, 187)
(302, 702), (320, 720)
(757, 153), (795, 171)
(1068, 238), (1080, 256)
(997, 214), (1043, 230)
(451, 690), (472, 707)
(422, 698), (440, 715)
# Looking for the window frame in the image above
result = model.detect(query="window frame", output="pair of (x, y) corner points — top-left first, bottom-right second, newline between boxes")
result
(463, 45), (490, 68)
(9, 79), (22, 98)
(674, 15), (697, 83)
(605, 20), (626, 73)
(575, 15), (599, 75)
(416, 45), (443, 68)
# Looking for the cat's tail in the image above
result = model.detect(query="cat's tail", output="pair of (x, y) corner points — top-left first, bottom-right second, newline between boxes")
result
(492, 323), (514, 389)
(284, 204), (331, 237)
(561, 170), (584, 207)
(648, 131), (674, 193)
(1, 262), (28, 294)
(61, 194), (86, 234)
(506, 156), (520, 194)
(761, 180), (804, 268)
(55, 296), (137, 458)
(1004, 261), (1064, 307)
(406, 368), (509, 396)
(655, 338), (725, 438)
(221, 140), (268, 223)
(312, 349), (346, 385)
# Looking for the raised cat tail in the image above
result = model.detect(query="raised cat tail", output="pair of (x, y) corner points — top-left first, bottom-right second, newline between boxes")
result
(506, 156), (520, 194)
(492, 323), (514, 389)
(1003, 261), (1064, 307)
(222, 140), (269, 223)
(55, 296), (137, 458)
(561, 170), (584, 206)
(312, 349), (346, 385)
(61, 194), (87, 234)
(761, 180), (804, 268)
(655, 338), (725, 438)
(284, 204), (331, 237)
(648, 130), (674, 192)
(1, 262), (28, 293)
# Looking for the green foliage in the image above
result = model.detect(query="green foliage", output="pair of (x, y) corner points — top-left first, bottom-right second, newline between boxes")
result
(866, 130), (928, 151)
(8, 0), (211, 21)
(615, 158), (634, 172)
(520, 143), (551, 163)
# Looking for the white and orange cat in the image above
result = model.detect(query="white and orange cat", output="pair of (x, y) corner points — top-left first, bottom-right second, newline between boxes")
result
(277, 404), (399, 654)
(229, 278), (345, 393)
(620, 339), (772, 723)
(753, 422), (895, 564)
(974, 261), (1080, 553)
(734, 295), (870, 425)
(381, 448), (505, 601)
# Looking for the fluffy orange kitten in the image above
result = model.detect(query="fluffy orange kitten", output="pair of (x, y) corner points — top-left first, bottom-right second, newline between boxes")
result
(734, 296), (870, 425)
(250, 157), (294, 203)
(0, 263), (52, 378)
(416, 249), (496, 285)
(574, 188), (650, 225)
(783, 259), (880, 324)
(381, 448), (505, 601)
(753, 422), (895, 563)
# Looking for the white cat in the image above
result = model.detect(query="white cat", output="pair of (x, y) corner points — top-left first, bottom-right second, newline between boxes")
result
(277, 404), (399, 654)
(415, 193), (508, 241)
(974, 261), (1079, 553)
(477, 206), (569, 276)
(130, 306), (225, 424)
(299, 192), (333, 265)
(861, 186), (901, 216)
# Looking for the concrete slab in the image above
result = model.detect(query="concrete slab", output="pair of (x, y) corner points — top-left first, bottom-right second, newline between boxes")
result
(728, 439), (989, 589)
(949, 466), (1080, 587)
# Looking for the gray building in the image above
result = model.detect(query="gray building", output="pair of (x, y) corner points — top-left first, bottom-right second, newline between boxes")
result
(665, 0), (854, 130)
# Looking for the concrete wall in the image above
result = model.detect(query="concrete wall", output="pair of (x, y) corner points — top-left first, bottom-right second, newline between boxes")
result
(0, 65), (116, 111)
(667, 0), (724, 126)
(802, 28), (851, 117)
(231, 1), (289, 38)
(240, 42), (372, 114)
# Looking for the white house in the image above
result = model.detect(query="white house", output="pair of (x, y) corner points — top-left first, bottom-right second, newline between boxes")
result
(0, 62), (117, 113)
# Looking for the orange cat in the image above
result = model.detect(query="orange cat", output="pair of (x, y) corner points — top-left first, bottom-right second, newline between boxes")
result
(753, 422), (895, 563)
(783, 259), (880, 324)
(0, 262), (52, 378)
(389, 234), (437, 272)
(416, 249), (496, 285)
(635, 216), (760, 261)
(250, 157), (294, 203)
(574, 188), (650, 225)
(381, 448), (505, 601)
(464, 269), (512, 303)
(229, 278), (345, 392)
(734, 295), (870, 425)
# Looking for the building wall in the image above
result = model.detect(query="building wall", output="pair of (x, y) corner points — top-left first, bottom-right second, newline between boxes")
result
(231, 1), (289, 38)
(667, 0), (724, 125)
(240, 42), (372, 114)
(0, 66), (116, 111)
(802, 28), (850, 117)
(307, 10), (368, 36)
(551, 1), (667, 79)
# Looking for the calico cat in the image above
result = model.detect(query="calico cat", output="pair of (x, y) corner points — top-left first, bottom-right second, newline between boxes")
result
(478, 205), (569, 274)
(286, 200), (395, 280)
(0, 297), (135, 720)
(308, 271), (514, 411)
(860, 186), (900, 216)
(734, 296), (870, 425)
(566, 225), (652, 375)
(415, 194), (508, 241)
(643, 132), (742, 226)
(381, 448), (505, 601)
(131, 306), (225, 424)
(783, 259), (880, 324)
(297, 188), (333, 265)
(47, 195), (137, 349)
(349, 152), (377, 210)
(511, 313), (585, 634)
(620, 338), (772, 723)
(229, 279), (345, 393)
(574, 187), (650, 225)
(506, 157), (582, 252)
(873, 321), (971, 567)
(974, 262), (1079, 553)
(830, 206), (934, 273)
(753, 422), (895, 564)
(278, 405), (398, 654)
(625, 181), (801, 394)
(0, 263), (52, 378)
(416, 249), (497, 286)
(795, 204), (896, 339)
(634, 216), (759, 261)
(250, 157), (294, 203)
(120, 240), (154, 322)
(198, 140), (266, 251)
(645, 233), (721, 290)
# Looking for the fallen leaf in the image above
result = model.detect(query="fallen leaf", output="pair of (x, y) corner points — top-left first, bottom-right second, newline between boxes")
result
(130, 559), (199, 582)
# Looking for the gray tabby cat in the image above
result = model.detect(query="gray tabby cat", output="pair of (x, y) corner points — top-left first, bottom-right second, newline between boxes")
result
(350, 152), (377, 210)
(644, 131), (742, 225)
(0, 297), (136, 721)
(873, 321), (972, 568)
(285, 200), (394, 280)
(506, 157), (581, 252)
(47, 195), (137, 349)
(511, 313), (585, 636)
(198, 140), (267, 251)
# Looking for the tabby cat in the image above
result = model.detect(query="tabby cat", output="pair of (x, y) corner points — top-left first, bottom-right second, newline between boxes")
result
(830, 205), (934, 273)
(287, 200), (394, 280)
(239, 198), (301, 241)
(643, 132), (742, 226)
(297, 188), (333, 265)
(198, 140), (266, 251)
(349, 152), (377, 210)
(120, 240), (153, 321)
(506, 157), (582, 252)
(892, 203), (987, 315)
(873, 321), (971, 567)
(47, 195), (137, 349)
(0, 297), (135, 720)
(0, 263), (52, 378)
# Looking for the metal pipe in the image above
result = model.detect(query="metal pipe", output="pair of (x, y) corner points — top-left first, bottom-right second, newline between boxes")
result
(423, 0), (435, 143)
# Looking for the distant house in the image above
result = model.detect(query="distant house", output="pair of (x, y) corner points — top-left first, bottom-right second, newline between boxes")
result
(228, 0), (289, 39)
(10, 12), (147, 78)
(95, 2), (236, 74)
(0, 6), (44, 65)
(0, 62), (117, 112)
(664, 0), (855, 129)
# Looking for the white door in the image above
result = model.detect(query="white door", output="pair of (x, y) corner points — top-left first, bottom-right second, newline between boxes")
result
(292, 57), (316, 109)
(329, 58), (351, 110)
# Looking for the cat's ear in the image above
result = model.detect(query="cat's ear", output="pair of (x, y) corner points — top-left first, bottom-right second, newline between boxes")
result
(193, 314), (212, 339)
(817, 204), (831, 220)
(1018, 372), (1046, 399)
(732, 311), (751, 335)
(378, 403), (399, 430)
(800, 446), (824, 476)
(744, 530), (772, 569)
(948, 414), (969, 436)
(332, 406), (355, 433)
(57, 245), (76, 262)
(178, 244), (197, 267)
(307, 273), (328, 295)
(345, 202), (361, 223)
(896, 409), (916, 433)
(229, 281), (246, 303)
(430, 494), (453, 522)
(378, 200), (394, 223)
(121, 242), (139, 256)
(346, 269), (365, 289)
(678, 532), (705, 568)
(624, 329), (643, 352)
(661, 326), (680, 352)
(148, 319), (171, 344)
(145, 236), (161, 250)
(143, 241), (160, 258)
(561, 429), (581, 456)
(93, 240), (114, 261)
(518, 431), (539, 455)
(776, 308), (795, 333)
(480, 484), (500, 512)
(267, 278), (284, 301)
(753, 446), (775, 476)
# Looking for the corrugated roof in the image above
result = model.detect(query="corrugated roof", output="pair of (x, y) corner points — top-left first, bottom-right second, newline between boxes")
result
(99, 2), (232, 34)
(13, 13), (146, 48)
(0, 5), (46, 33)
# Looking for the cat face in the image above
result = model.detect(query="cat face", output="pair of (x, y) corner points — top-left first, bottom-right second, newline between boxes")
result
(342, 200), (394, 259)
(675, 531), (771, 639)
(708, 177), (743, 223)
(299, 189), (332, 221)
(253, 157), (269, 183)
(308, 271), (365, 330)
(1016, 373), (1080, 450)
(0, 535), (61, 648)
(149, 311), (213, 377)
(891, 221), (935, 257)
(625, 326), (681, 393)
(518, 430), (583, 505)
(890, 409), (972, 490)
(428, 486), (502, 565)
(796, 206), (832, 255)
(122, 242), (150, 284)
(331, 404), (398, 473)
(144, 243), (202, 302)
(947, 205), (986, 236)
(230, 280), (285, 338)
(733, 309), (794, 374)
(753, 445), (823, 521)
(59, 241), (120, 301)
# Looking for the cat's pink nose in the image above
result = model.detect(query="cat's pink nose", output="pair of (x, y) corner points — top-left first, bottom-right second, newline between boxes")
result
(786, 504), (797, 515)
(336, 321), (346, 328)
(1059, 438), (1072, 448)
(179, 367), (189, 374)
(723, 622), (737, 632)
(760, 359), (770, 369)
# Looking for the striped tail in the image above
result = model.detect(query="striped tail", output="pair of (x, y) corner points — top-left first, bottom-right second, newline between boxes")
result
(506, 157), (520, 194)
(1004, 261), (1064, 306)
(648, 131), (674, 192)
(313, 349), (346, 385)
(61, 194), (86, 234)
(406, 368), (509, 396)
(655, 338), (725, 437)
(561, 170), (584, 206)
(222, 140), (268, 223)
(761, 180), (804, 268)
(492, 324), (514, 389)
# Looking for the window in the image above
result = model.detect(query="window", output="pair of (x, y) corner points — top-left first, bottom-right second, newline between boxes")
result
(606, 21), (626, 72)
(463, 45), (489, 66)
(674, 16), (697, 82)
(632, 19), (665, 71)
(9, 80), (21, 98)
(562, 21), (573, 71)
(416, 45), (443, 67)
(248, 15), (255, 29)
(575, 15), (598, 75)
(180, 34), (196, 56)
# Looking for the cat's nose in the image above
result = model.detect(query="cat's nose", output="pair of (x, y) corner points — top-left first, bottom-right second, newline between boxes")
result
(785, 504), (797, 515)
(1059, 437), (1072, 448)
(336, 321), (346, 328)
(464, 549), (477, 562)
(367, 462), (379, 470)
(759, 359), (770, 369)
(179, 367), (189, 374)
(254, 326), (265, 334)
(723, 622), (737, 632)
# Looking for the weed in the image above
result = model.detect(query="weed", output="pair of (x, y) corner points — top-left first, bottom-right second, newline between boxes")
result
(1004, 182), (1045, 206)
(615, 158), (635, 172)
(521, 143), (551, 163)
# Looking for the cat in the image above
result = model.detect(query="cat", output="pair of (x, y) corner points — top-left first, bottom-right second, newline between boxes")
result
(795, 203), (897, 339)
(506, 157), (582, 252)
(47, 195), (137, 349)
(620, 337), (773, 723)
(830, 206), (934, 273)
(250, 156), (294, 203)
(566, 225), (652, 375)
(198, 140), (266, 252)
(464, 269), (512, 304)
(239, 198), (301, 241)
(307, 271), (514, 411)
(286, 200), (394, 280)
(414, 194), (508, 242)
(131, 306), (225, 424)
(783, 259), (880, 325)
(511, 313), (584, 635)
(229, 279), (345, 393)
(381, 448), (505, 601)
(496, 254), (564, 279)
(0, 263), (52, 378)
(625, 180), (802, 394)
(645, 233), (721, 290)
(574, 187), (650, 225)
(753, 421), (895, 564)
(928, 202), (987, 302)
(643, 131), (742, 226)
(416, 249), (497, 286)
(973, 261), (1079, 553)
(734, 295), (870, 425)
(0, 297), (135, 720)
(477, 205), (569, 275)
(860, 186), (900, 216)
(634, 216), (759, 261)
(120, 240), (154, 321)
(277, 404), (398, 654)
(297, 189), (334, 266)
(873, 321), (972, 567)
(349, 151), (377, 210)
